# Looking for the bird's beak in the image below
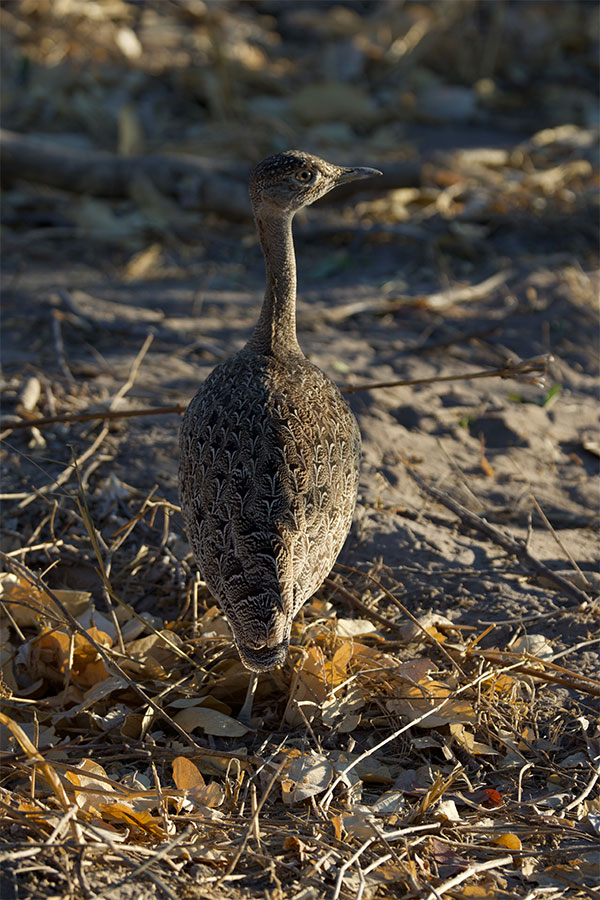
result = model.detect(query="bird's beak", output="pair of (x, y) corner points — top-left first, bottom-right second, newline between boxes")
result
(336, 166), (383, 184)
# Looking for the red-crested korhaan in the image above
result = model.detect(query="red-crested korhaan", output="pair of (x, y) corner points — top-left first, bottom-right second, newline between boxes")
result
(179, 151), (381, 718)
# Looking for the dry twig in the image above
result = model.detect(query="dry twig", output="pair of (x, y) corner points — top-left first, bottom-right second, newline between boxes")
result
(345, 354), (552, 394)
(2, 355), (552, 432)
(319, 270), (512, 325)
(463, 647), (600, 697)
(334, 563), (467, 677)
(407, 468), (593, 608)
(424, 854), (513, 900)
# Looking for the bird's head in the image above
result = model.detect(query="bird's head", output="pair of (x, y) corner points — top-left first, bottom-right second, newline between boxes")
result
(249, 150), (381, 218)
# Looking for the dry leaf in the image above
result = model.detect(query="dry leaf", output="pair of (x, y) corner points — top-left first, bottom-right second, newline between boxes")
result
(350, 642), (401, 670)
(493, 832), (522, 851)
(125, 630), (183, 666)
(283, 835), (307, 860)
(396, 613), (454, 644)
(172, 756), (224, 809)
(66, 758), (114, 813)
(280, 751), (333, 805)
(582, 438), (600, 457)
(299, 645), (350, 700)
(341, 805), (377, 840)
(511, 634), (554, 659)
(455, 884), (507, 898)
(370, 790), (408, 816)
(336, 618), (377, 638)
(330, 751), (392, 786)
(87, 817), (129, 841)
(450, 723), (499, 756)
(99, 802), (164, 837)
(172, 706), (248, 737)
(123, 243), (163, 281)
(434, 798), (462, 822)
(387, 678), (474, 727)
(196, 605), (233, 638)
(285, 646), (339, 725)
(0, 575), (90, 628)
(119, 611), (159, 643)
(120, 712), (143, 740)
(430, 837), (468, 868)
(169, 696), (232, 716)
(479, 435), (495, 477)
(482, 672), (516, 696)
(321, 685), (364, 731)
(115, 26), (143, 60)
(331, 813), (343, 841)
(27, 627), (112, 688)
(18, 376), (41, 412)
(207, 659), (256, 701)
(173, 756), (206, 791)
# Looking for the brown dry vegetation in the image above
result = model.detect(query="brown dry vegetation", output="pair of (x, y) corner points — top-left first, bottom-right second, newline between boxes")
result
(1, 2), (599, 899)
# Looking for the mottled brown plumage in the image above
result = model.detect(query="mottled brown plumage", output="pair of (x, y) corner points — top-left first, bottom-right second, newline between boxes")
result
(179, 151), (381, 673)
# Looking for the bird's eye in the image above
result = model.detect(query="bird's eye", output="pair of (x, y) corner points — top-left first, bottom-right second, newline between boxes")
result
(294, 169), (315, 183)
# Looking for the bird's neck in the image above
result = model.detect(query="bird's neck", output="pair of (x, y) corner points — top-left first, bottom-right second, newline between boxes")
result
(247, 211), (302, 357)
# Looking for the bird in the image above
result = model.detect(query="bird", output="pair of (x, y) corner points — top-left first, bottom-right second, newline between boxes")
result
(179, 150), (381, 718)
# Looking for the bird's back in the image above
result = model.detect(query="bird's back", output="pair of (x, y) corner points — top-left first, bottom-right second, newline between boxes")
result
(179, 348), (360, 668)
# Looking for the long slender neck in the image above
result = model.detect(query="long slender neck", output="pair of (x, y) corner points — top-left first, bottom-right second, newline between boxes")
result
(246, 210), (302, 356)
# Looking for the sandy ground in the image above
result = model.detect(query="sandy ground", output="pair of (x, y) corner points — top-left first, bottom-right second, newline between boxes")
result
(3, 176), (598, 672)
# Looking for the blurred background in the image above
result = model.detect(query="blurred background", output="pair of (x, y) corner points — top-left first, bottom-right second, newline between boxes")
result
(2, 0), (598, 153)
(1, 0), (597, 261)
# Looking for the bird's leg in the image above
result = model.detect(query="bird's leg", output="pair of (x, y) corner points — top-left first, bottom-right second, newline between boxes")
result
(238, 672), (258, 726)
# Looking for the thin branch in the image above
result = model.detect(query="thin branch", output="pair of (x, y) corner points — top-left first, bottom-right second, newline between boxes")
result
(317, 270), (512, 325)
(2, 355), (552, 433)
(324, 575), (406, 634)
(332, 836), (376, 900)
(344, 354), (552, 394)
(460, 647), (600, 697)
(91, 826), (194, 900)
(51, 311), (75, 383)
(2, 405), (185, 431)
(16, 425), (110, 510)
(562, 764), (600, 813)
(0, 712), (82, 844)
(424, 854), (513, 900)
(218, 759), (288, 882)
(530, 493), (594, 590)
(407, 468), (593, 608)
(334, 563), (467, 678)
(1, 128), (409, 217)
(109, 332), (154, 410)
(319, 662), (523, 812)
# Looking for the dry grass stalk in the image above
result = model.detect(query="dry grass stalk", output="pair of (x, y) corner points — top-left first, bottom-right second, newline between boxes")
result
(2, 554), (202, 753)
(424, 853), (514, 900)
(2, 355), (553, 433)
(407, 467), (594, 607)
